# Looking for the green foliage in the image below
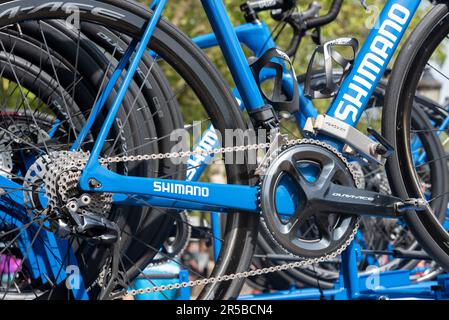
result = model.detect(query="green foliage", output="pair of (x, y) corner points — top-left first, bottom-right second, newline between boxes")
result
(0, 79), (44, 112)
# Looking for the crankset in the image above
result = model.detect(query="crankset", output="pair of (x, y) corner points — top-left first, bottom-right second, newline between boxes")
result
(259, 139), (426, 258)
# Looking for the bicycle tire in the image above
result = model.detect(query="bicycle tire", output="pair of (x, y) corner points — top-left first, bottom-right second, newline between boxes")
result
(383, 3), (449, 272)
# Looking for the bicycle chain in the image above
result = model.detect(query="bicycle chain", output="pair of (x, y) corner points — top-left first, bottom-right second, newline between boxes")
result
(99, 142), (274, 164)
(96, 138), (361, 298)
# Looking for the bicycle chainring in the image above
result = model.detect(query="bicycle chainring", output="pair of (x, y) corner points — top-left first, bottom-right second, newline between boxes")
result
(259, 139), (361, 258)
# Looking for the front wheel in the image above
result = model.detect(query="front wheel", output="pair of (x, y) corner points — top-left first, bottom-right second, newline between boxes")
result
(383, 3), (449, 272)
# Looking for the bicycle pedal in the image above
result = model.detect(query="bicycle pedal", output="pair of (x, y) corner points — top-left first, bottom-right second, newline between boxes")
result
(304, 37), (359, 99)
(395, 198), (428, 213)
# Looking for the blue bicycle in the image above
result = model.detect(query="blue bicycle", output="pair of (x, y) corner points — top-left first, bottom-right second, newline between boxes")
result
(0, 0), (448, 300)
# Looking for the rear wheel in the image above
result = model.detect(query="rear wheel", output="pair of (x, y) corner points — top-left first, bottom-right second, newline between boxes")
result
(0, 0), (257, 299)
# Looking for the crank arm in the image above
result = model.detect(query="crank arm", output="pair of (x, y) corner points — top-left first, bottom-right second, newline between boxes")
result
(312, 184), (427, 218)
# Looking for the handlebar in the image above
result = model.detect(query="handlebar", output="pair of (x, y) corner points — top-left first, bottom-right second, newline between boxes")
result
(278, 0), (344, 58)
(305, 0), (343, 29)
(282, 2), (321, 57)
(240, 0), (344, 58)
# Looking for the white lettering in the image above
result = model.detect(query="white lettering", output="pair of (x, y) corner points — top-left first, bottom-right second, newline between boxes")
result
(153, 182), (210, 198)
(335, 4), (410, 122)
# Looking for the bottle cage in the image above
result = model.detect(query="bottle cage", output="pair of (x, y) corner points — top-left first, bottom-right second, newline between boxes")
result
(304, 38), (359, 99)
(250, 48), (299, 115)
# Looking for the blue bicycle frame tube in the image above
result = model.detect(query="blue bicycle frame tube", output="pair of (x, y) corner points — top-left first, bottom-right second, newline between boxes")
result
(327, 0), (421, 128)
(200, 0), (266, 111)
(193, 22), (276, 57)
(211, 212), (222, 261)
(79, 0), (167, 184)
(74, 0), (165, 151)
(72, 39), (138, 151)
(83, 165), (261, 212)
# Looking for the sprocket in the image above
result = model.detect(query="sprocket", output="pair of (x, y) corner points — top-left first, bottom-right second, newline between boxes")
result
(23, 151), (113, 237)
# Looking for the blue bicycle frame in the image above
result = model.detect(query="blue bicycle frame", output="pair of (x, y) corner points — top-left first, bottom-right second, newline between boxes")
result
(0, 0), (423, 228)
(0, 0), (423, 215)
(74, 0), (421, 213)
